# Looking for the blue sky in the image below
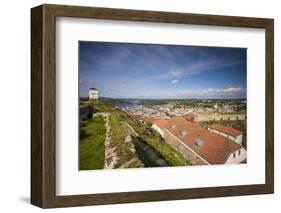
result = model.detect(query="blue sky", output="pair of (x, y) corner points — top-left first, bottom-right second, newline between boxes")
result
(79, 42), (246, 99)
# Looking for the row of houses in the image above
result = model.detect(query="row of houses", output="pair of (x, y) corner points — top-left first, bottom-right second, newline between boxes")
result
(182, 112), (246, 122)
(152, 117), (246, 165)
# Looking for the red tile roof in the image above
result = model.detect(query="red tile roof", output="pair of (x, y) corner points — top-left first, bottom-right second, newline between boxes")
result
(153, 119), (168, 129)
(208, 124), (242, 137)
(164, 117), (241, 164)
(182, 113), (196, 122)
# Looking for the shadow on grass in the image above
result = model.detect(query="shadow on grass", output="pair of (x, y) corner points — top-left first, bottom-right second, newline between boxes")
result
(79, 128), (91, 140)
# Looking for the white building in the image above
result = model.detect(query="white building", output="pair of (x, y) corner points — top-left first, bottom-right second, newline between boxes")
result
(151, 119), (168, 137)
(225, 147), (247, 164)
(208, 124), (243, 145)
(89, 88), (98, 100)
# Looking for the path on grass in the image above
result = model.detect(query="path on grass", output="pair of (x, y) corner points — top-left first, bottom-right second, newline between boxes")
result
(93, 112), (119, 169)
(121, 121), (139, 137)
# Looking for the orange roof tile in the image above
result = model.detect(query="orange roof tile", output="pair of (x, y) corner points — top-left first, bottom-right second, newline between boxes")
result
(182, 113), (196, 121)
(208, 124), (242, 137)
(164, 117), (241, 164)
(153, 119), (168, 129)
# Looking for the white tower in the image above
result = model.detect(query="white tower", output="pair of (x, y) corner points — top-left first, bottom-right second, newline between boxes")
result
(89, 88), (98, 100)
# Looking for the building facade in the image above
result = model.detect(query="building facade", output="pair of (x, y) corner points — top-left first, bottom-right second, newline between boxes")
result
(207, 124), (243, 145)
(224, 147), (247, 164)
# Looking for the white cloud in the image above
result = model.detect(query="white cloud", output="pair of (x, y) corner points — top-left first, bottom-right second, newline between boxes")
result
(173, 87), (245, 98)
(170, 69), (183, 77)
(200, 87), (242, 95)
(223, 87), (242, 93)
(157, 57), (245, 80)
(202, 88), (214, 94)
(171, 79), (178, 84)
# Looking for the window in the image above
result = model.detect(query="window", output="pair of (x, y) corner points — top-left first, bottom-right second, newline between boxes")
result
(195, 138), (204, 148)
(180, 130), (187, 137)
(238, 150), (241, 155)
(233, 152), (236, 158)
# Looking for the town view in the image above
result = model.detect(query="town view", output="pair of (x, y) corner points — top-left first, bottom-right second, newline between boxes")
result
(79, 42), (247, 170)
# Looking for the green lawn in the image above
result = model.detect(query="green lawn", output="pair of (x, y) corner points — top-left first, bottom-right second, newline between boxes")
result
(79, 117), (106, 170)
(89, 100), (142, 168)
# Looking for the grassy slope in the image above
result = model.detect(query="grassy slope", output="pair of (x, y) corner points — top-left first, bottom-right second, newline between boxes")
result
(79, 117), (106, 170)
(80, 100), (191, 167)
(119, 113), (192, 166)
(82, 100), (141, 168)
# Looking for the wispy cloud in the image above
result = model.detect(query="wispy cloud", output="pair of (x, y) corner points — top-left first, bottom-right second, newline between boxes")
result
(171, 79), (178, 84)
(170, 70), (183, 77)
(178, 87), (246, 99)
(162, 58), (244, 80)
(223, 87), (242, 93)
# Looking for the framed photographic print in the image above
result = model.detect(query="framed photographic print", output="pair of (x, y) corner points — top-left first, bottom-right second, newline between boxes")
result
(31, 4), (274, 208)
